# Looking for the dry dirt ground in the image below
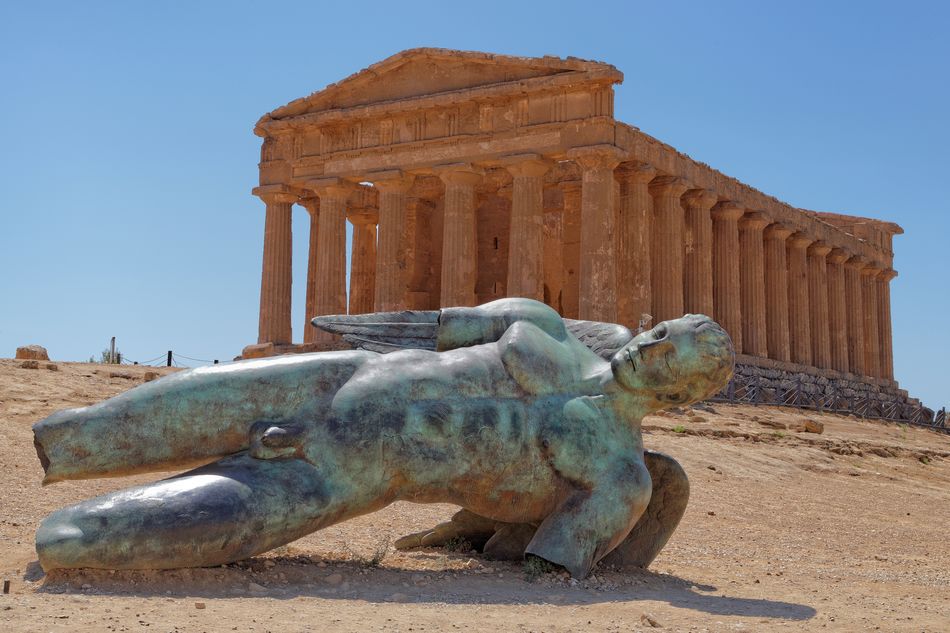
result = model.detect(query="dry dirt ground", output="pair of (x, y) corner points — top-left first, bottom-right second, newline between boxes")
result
(1, 358), (948, 632)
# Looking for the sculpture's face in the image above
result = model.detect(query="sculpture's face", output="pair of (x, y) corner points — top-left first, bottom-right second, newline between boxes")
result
(610, 314), (734, 409)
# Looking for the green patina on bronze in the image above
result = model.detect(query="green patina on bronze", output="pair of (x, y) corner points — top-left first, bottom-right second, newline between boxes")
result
(32, 299), (734, 578)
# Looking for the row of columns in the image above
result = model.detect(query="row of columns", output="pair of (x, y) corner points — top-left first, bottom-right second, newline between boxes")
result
(255, 147), (896, 380)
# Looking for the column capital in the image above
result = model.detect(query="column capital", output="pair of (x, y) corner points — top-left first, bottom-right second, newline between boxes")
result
(827, 248), (850, 265)
(845, 255), (868, 270)
(763, 223), (795, 241)
(861, 262), (884, 277)
(305, 177), (359, 199)
(252, 184), (298, 205)
(787, 232), (814, 250)
(807, 240), (833, 258)
(710, 201), (745, 222)
(499, 153), (553, 178)
(738, 210), (771, 230)
(365, 169), (415, 193)
(614, 162), (657, 184)
(682, 188), (719, 211)
(879, 268), (898, 282)
(298, 197), (320, 216)
(567, 144), (625, 171)
(434, 163), (483, 186)
(347, 208), (379, 226)
(649, 175), (691, 198)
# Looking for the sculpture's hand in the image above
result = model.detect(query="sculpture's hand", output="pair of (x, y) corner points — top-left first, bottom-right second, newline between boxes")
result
(393, 509), (498, 551)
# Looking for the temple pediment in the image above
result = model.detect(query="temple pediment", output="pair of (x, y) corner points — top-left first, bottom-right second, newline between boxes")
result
(257, 48), (621, 130)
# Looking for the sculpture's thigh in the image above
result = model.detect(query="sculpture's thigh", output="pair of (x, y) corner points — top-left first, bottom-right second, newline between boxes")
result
(36, 453), (333, 571)
(599, 450), (690, 569)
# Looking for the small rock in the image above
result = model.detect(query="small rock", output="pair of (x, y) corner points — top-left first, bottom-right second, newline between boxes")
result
(757, 418), (787, 430)
(109, 371), (134, 380)
(247, 582), (266, 592)
(45, 363), (58, 371)
(324, 573), (343, 585)
(707, 511), (716, 516)
(874, 555), (888, 562)
(15, 345), (49, 361)
(640, 612), (661, 628)
(803, 419), (824, 434)
(19, 360), (39, 369)
(317, 561), (327, 568)
(388, 592), (409, 602)
(263, 559), (275, 568)
(143, 371), (160, 382)
(194, 602), (206, 609)
(706, 465), (716, 470)
(463, 558), (480, 569)
(80, 583), (92, 591)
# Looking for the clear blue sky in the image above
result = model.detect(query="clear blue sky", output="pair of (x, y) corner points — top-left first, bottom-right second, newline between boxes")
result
(2, 1), (947, 409)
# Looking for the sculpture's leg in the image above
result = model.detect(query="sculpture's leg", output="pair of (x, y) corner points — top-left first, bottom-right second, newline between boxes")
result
(393, 450), (688, 570)
(599, 450), (690, 569)
(36, 453), (340, 571)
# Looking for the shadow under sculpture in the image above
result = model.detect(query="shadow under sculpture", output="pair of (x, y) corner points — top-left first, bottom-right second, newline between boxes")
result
(32, 299), (733, 579)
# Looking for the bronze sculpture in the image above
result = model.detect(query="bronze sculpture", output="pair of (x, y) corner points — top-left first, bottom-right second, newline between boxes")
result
(32, 299), (733, 578)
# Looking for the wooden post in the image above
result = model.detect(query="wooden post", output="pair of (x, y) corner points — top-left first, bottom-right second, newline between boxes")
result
(166, 351), (172, 367)
(110, 336), (116, 364)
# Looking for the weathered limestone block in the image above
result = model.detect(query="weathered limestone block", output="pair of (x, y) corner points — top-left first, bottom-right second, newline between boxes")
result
(16, 345), (49, 361)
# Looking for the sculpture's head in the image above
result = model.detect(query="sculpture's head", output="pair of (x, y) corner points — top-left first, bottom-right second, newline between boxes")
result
(610, 314), (734, 410)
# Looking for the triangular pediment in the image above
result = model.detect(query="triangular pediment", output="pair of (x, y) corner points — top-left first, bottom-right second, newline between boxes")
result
(262, 48), (620, 124)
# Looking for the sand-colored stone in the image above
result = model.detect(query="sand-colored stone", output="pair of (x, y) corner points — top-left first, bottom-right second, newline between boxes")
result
(245, 48), (904, 391)
(15, 345), (49, 361)
(877, 269), (898, 380)
(844, 256), (867, 376)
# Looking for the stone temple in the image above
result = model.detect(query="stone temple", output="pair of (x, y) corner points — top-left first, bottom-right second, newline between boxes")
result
(242, 48), (910, 411)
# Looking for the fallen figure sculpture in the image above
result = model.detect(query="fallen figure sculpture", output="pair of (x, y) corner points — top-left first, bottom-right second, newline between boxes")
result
(32, 298), (733, 578)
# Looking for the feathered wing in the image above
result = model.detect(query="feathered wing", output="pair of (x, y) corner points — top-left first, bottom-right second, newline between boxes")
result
(562, 319), (635, 360)
(312, 309), (635, 360)
(310, 311), (439, 353)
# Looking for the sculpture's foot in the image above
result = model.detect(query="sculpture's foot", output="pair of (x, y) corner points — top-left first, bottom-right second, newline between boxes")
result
(36, 453), (332, 571)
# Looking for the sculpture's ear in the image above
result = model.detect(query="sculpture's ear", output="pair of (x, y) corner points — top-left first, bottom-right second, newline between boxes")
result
(310, 310), (440, 353)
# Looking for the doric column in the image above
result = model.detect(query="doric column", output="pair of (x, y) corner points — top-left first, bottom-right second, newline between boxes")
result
(877, 269), (898, 380)
(568, 146), (624, 322)
(615, 163), (656, 329)
(861, 264), (883, 378)
(763, 224), (793, 362)
(844, 256), (867, 375)
(436, 164), (481, 307)
(348, 208), (378, 315)
(253, 187), (296, 345)
(786, 232), (814, 366)
(682, 189), (717, 318)
(308, 178), (354, 342)
(502, 154), (551, 301)
(710, 201), (745, 352)
(299, 197), (320, 344)
(806, 241), (833, 369)
(738, 211), (770, 357)
(560, 180), (582, 319)
(826, 249), (850, 373)
(368, 170), (414, 311)
(649, 176), (690, 324)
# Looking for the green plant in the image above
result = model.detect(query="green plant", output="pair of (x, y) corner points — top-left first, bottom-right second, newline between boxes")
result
(672, 425), (687, 434)
(442, 535), (472, 553)
(523, 555), (557, 582)
(343, 535), (390, 568)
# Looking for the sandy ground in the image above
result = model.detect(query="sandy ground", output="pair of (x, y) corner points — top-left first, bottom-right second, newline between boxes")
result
(1, 357), (948, 632)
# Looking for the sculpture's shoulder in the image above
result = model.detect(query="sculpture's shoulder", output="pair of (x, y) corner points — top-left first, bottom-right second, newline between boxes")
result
(497, 320), (584, 395)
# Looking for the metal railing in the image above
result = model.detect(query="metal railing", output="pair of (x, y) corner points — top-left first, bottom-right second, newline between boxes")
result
(708, 373), (948, 434)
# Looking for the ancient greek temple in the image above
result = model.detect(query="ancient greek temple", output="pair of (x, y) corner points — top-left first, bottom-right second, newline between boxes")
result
(243, 48), (905, 401)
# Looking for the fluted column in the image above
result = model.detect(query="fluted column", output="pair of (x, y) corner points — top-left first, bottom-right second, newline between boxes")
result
(299, 197), (320, 344)
(844, 256), (866, 375)
(615, 163), (656, 329)
(806, 241), (833, 369)
(763, 224), (793, 362)
(308, 178), (354, 343)
(710, 202), (744, 352)
(369, 171), (414, 311)
(502, 154), (551, 301)
(436, 164), (481, 307)
(254, 188), (296, 345)
(826, 249), (850, 373)
(862, 264), (883, 378)
(560, 181), (582, 319)
(877, 269), (898, 381)
(786, 232), (813, 365)
(649, 176), (690, 324)
(682, 189), (717, 318)
(348, 208), (378, 315)
(738, 211), (770, 357)
(569, 146), (624, 322)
